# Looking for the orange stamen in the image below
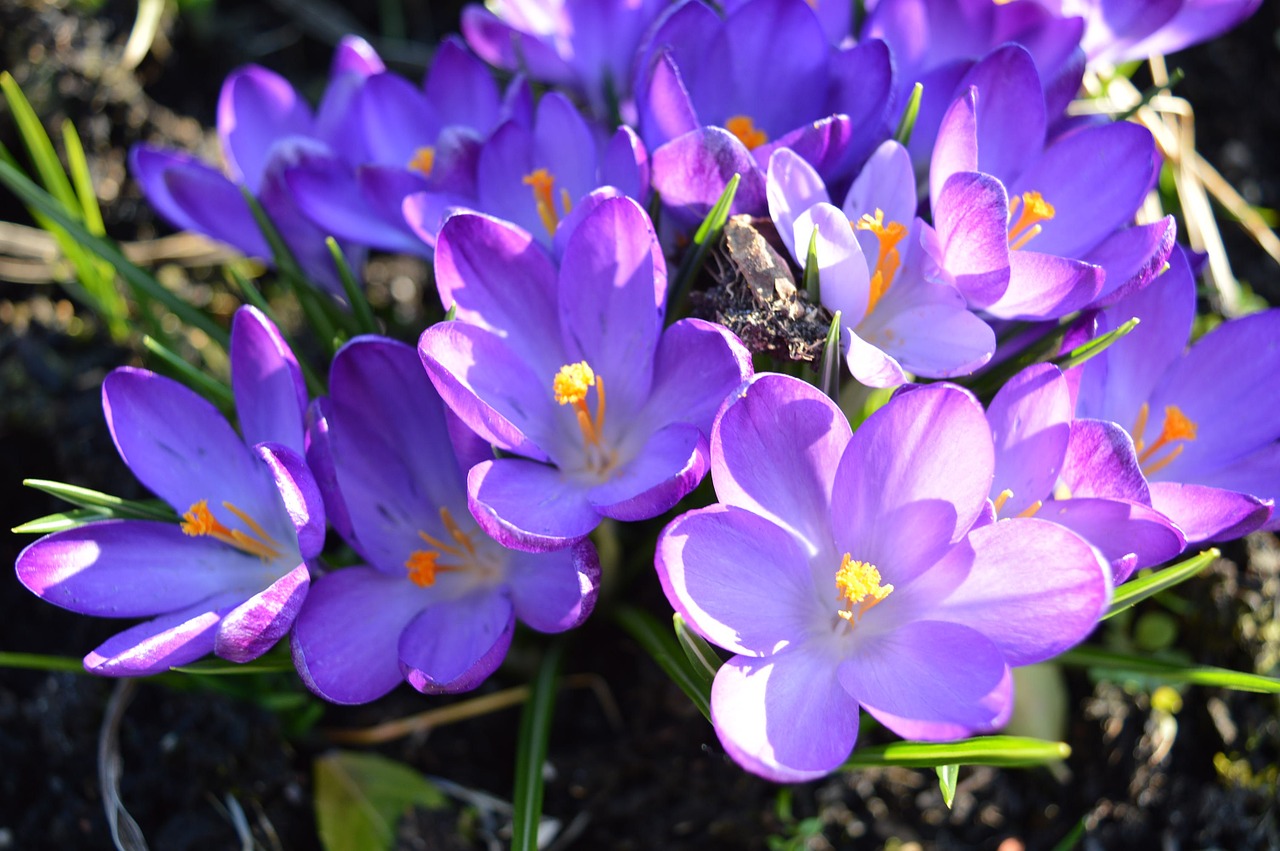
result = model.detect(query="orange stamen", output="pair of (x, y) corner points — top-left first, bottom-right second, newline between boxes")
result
(1134, 403), (1198, 476)
(1007, 191), (1055, 250)
(181, 499), (283, 561)
(523, 168), (567, 236)
(408, 146), (436, 177)
(404, 507), (480, 587)
(725, 115), (768, 150)
(855, 209), (908, 314)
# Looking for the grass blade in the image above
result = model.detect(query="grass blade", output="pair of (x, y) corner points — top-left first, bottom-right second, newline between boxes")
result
(1053, 317), (1139, 370)
(1056, 646), (1280, 694)
(668, 174), (741, 317)
(1105, 548), (1219, 619)
(672, 613), (721, 686)
(141, 334), (235, 413)
(844, 735), (1070, 770)
(0, 651), (91, 673)
(511, 639), (565, 851)
(12, 507), (112, 534)
(23, 479), (176, 521)
(327, 237), (378, 335)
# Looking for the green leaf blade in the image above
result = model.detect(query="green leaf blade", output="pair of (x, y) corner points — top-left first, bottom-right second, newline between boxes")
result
(314, 751), (445, 851)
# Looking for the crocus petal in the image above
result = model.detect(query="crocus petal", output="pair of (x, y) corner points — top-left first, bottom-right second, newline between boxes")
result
(657, 504), (822, 657)
(461, 6), (575, 84)
(558, 196), (665, 419)
(832, 383), (993, 585)
(929, 518), (1110, 666)
(284, 158), (429, 255)
(602, 125), (650, 202)
(425, 36), (502, 133)
(642, 318), (753, 436)
(843, 329), (909, 389)
(798, 203), (871, 326)
(1148, 482), (1271, 544)
(507, 540), (600, 633)
(218, 65), (313, 190)
(984, 250), (1103, 322)
(290, 566), (426, 704)
(84, 592), (246, 676)
(231, 306), (307, 455)
(712, 374), (851, 554)
(304, 398), (354, 545)
(931, 171), (1010, 308)
(1118, 0), (1264, 60)
(766, 147), (831, 259)
(433, 212), (563, 374)
(1060, 419), (1151, 504)
(651, 127), (768, 224)
(214, 563), (309, 662)
(711, 647), (860, 783)
(930, 89), (980, 204)
(16, 520), (268, 617)
(1085, 216), (1178, 308)
(418, 321), (557, 461)
(400, 590), (515, 694)
(103, 368), (280, 523)
(161, 164), (272, 259)
(957, 45), (1045, 183)
(588, 423), (708, 522)
(758, 115), (854, 182)
(255, 443), (325, 559)
(129, 146), (210, 234)
(839, 621), (1012, 739)
(856, 283), (996, 382)
(467, 458), (601, 552)
(638, 49), (700, 149)
(988, 363), (1071, 516)
(843, 140), (916, 229)
(354, 73), (438, 167)
(1035, 498), (1185, 584)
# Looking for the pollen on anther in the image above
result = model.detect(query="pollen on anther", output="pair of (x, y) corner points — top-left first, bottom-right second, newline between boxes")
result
(836, 555), (893, 622)
(554, 362), (596, 405)
(409, 146), (436, 177)
(405, 550), (440, 587)
(725, 115), (768, 150)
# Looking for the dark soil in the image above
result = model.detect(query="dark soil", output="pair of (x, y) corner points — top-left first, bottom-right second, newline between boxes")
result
(1, 2), (1278, 849)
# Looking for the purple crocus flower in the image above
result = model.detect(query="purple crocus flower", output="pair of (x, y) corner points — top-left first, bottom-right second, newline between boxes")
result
(766, 144), (995, 387)
(1027, 0), (1263, 64)
(15, 308), (322, 674)
(291, 337), (598, 703)
(285, 37), (530, 258)
(1072, 246), (1277, 542)
(925, 45), (1172, 321)
(986, 362), (1184, 583)
(418, 196), (752, 552)
(656, 375), (1111, 782)
(636, 0), (893, 221)
(407, 90), (648, 248)
(462, 0), (671, 122)
(131, 38), (379, 292)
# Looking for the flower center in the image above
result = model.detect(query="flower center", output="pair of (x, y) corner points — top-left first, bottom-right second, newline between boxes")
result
(523, 167), (573, 236)
(1007, 191), (1055, 250)
(725, 114), (768, 150)
(553, 361), (618, 475)
(854, 209), (908, 314)
(404, 506), (483, 587)
(1132, 402), (1198, 476)
(835, 554), (893, 626)
(181, 500), (283, 561)
(408, 146), (436, 177)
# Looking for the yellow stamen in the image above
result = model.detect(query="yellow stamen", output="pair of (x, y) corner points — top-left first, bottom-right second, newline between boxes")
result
(1016, 500), (1043, 519)
(404, 507), (479, 587)
(552, 361), (617, 473)
(553, 361), (595, 405)
(855, 209), (908, 314)
(725, 114), (768, 150)
(408, 146), (436, 177)
(523, 167), (567, 236)
(992, 488), (1014, 514)
(835, 555), (894, 624)
(1007, 191), (1055, 250)
(1134, 403), (1198, 476)
(181, 499), (283, 561)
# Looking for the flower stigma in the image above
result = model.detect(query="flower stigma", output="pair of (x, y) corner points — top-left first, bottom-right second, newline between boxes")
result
(725, 115), (768, 150)
(553, 361), (618, 475)
(405, 506), (482, 587)
(181, 500), (283, 561)
(523, 168), (573, 236)
(1007, 191), (1055, 250)
(855, 209), (907, 314)
(835, 554), (893, 626)
(408, 146), (436, 177)
(1132, 402), (1198, 476)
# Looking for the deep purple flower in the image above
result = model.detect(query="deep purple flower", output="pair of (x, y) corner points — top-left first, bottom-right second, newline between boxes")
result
(656, 375), (1111, 781)
(1072, 246), (1277, 542)
(131, 38), (379, 291)
(986, 362), (1184, 583)
(285, 37), (530, 257)
(418, 196), (752, 552)
(636, 0), (893, 221)
(925, 45), (1171, 321)
(462, 0), (671, 122)
(291, 337), (598, 703)
(767, 144), (995, 387)
(15, 308), (321, 674)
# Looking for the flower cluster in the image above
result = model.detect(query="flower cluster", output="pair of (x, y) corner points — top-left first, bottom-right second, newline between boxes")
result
(15, 0), (1274, 784)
